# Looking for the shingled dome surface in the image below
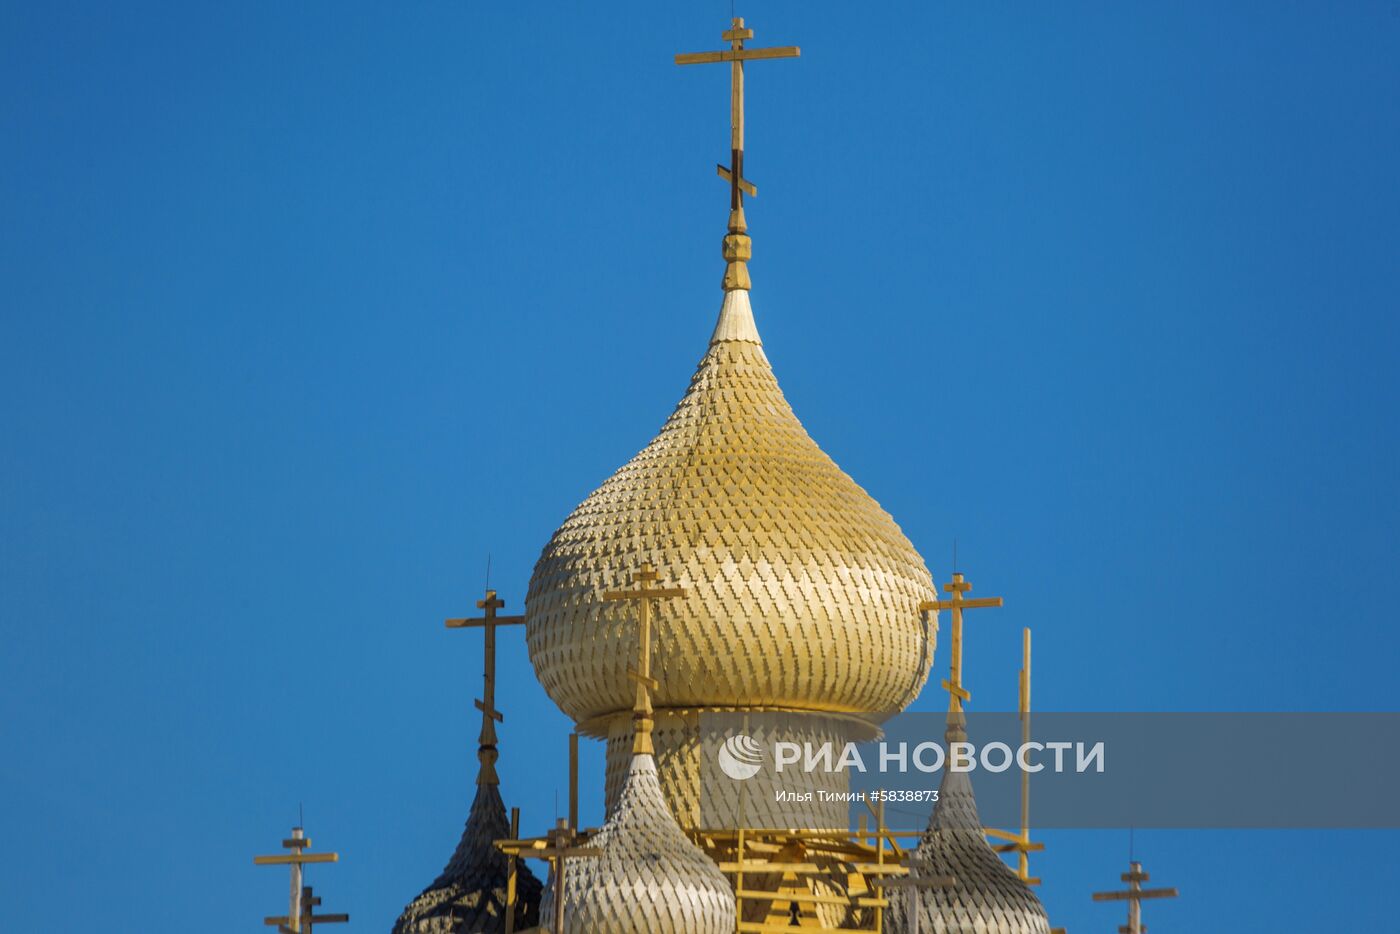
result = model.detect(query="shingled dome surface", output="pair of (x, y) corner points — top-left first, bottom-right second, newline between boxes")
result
(885, 762), (1050, 934)
(526, 289), (937, 725)
(539, 753), (736, 933)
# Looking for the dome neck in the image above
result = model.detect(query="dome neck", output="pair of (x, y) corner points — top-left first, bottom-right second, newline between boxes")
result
(709, 288), (762, 345)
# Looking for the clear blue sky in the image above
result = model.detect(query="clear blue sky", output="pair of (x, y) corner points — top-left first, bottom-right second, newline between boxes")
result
(2, 2), (1397, 931)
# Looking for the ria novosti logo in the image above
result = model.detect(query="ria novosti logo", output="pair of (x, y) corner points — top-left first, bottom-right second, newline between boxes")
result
(715, 736), (1106, 778)
(717, 734), (766, 780)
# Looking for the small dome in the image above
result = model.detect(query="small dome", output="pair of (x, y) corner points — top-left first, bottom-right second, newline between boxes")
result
(526, 290), (936, 726)
(886, 757), (1050, 934)
(540, 754), (735, 933)
(392, 781), (543, 933)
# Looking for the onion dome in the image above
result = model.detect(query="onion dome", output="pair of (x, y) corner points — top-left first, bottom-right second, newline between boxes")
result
(885, 728), (1050, 934)
(391, 780), (542, 933)
(539, 753), (736, 933)
(525, 288), (936, 726)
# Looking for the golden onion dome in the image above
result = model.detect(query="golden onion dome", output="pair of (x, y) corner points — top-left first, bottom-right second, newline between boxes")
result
(525, 289), (936, 726)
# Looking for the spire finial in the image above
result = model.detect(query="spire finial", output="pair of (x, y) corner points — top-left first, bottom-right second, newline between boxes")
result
(602, 561), (688, 755)
(676, 18), (800, 291)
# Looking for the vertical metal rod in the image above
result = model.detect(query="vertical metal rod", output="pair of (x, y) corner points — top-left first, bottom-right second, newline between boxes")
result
(949, 594), (964, 716)
(568, 732), (579, 830)
(1128, 860), (1142, 934)
(1019, 627), (1032, 880)
(289, 827), (305, 933)
(554, 819), (568, 934)
(735, 826), (746, 934)
(505, 807), (520, 934)
(874, 801), (886, 933)
(730, 20), (744, 151)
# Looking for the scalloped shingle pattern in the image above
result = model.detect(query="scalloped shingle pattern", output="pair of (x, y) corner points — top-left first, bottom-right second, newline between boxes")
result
(884, 767), (1050, 934)
(392, 781), (543, 933)
(601, 710), (857, 830)
(540, 754), (736, 933)
(525, 290), (937, 724)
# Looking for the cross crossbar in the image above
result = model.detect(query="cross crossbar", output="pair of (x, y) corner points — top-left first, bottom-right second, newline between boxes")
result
(675, 46), (801, 65)
(1093, 888), (1179, 902)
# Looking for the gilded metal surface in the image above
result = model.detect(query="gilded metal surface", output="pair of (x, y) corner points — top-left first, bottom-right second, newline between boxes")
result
(721, 207), (753, 291)
(392, 781), (542, 933)
(525, 289), (937, 728)
(885, 760), (1049, 934)
(539, 754), (736, 933)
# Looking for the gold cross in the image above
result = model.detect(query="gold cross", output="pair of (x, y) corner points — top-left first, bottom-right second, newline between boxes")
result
(446, 588), (526, 784)
(919, 572), (1005, 718)
(602, 562), (687, 755)
(677, 17), (800, 291)
(253, 827), (340, 934)
(536, 818), (601, 934)
(1093, 860), (1179, 934)
(676, 17), (799, 206)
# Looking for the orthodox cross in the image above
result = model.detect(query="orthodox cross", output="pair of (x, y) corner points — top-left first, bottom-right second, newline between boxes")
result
(445, 588), (526, 785)
(676, 17), (799, 206)
(919, 572), (1005, 720)
(1092, 860), (1179, 934)
(536, 818), (600, 934)
(253, 827), (339, 934)
(263, 886), (348, 933)
(676, 18), (800, 290)
(601, 562), (687, 755)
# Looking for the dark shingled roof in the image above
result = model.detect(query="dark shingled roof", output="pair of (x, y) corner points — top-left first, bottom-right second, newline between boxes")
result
(391, 780), (542, 934)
